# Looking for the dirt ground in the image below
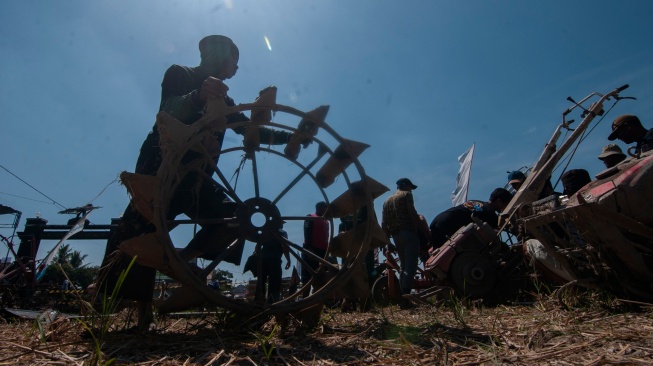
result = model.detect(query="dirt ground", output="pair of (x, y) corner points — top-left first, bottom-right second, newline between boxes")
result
(1, 292), (653, 365)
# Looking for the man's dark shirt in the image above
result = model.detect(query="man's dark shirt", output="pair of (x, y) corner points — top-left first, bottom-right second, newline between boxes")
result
(261, 229), (288, 260)
(429, 200), (498, 249)
(137, 64), (289, 175)
(639, 128), (653, 153)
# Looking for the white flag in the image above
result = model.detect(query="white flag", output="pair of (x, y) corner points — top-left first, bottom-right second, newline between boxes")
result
(451, 144), (475, 206)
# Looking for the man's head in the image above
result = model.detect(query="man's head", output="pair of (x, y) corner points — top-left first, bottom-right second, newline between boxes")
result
(315, 201), (328, 216)
(507, 170), (526, 190)
(598, 143), (627, 169)
(396, 178), (418, 191)
(488, 188), (513, 212)
(560, 169), (591, 196)
(199, 35), (240, 79)
(608, 114), (646, 144)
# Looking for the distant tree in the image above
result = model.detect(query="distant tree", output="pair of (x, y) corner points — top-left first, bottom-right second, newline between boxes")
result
(68, 250), (87, 269)
(53, 244), (87, 268)
(41, 244), (97, 289)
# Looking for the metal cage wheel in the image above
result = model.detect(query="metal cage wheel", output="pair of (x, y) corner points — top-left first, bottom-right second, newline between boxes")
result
(144, 96), (378, 316)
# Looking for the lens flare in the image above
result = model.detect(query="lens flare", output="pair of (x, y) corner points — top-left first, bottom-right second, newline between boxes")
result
(264, 36), (272, 51)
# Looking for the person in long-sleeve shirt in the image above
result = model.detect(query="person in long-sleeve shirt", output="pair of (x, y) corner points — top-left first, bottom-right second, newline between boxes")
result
(382, 178), (427, 302)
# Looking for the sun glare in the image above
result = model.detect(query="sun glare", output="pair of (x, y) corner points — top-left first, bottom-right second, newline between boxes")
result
(264, 35), (272, 51)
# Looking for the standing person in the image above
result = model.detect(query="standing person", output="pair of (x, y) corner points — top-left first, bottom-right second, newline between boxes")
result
(338, 208), (376, 279)
(258, 222), (291, 303)
(381, 178), (426, 303)
(301, 201), (329, 297)
(97, 35), (296, 330)
(608, 114), (653, 155)
(338, 207), (377, 312)
(429, 188), (513, 250)
(597, 144), (627, 169)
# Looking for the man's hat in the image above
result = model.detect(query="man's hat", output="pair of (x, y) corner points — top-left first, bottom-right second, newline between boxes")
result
(598, 143), (626, 160)
(396, 178), (417, 190)
(608, 114), (640, 141)
(507, 170), (526, 185)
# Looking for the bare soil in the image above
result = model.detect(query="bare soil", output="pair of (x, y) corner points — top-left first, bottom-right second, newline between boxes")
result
(1, 293), (652, 365)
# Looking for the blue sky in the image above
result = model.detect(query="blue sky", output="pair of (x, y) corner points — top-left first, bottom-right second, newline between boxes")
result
(2, 1), (653, 282)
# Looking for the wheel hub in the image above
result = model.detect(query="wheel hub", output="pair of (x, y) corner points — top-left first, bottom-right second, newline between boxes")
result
(469, 266), (486, 282)
(449, 251), (496, 298)
(235, 197), (282, 243)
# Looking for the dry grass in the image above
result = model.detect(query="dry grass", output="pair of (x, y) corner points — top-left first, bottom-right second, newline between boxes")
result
(1, 293), (652, 365)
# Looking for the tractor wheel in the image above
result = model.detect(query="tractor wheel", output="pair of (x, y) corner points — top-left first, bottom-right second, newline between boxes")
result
(449, 251), (496, 299)
(371, 273), (401, 306)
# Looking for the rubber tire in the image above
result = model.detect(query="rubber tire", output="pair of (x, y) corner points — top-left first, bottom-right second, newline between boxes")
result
(371, 273), (401, 306)
(449, 251), (496, 299)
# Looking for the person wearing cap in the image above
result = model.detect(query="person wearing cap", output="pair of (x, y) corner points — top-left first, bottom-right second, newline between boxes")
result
(607, 114), (653, 155)
(429, 188), (513, 250)
(258, 221), (291, 303)
(382, 178), (427, 301)
(98, 35), (295, 330)
(507, 170), (526, 191)
(506, 170), (558, 200)
(597, 144), (627, 169)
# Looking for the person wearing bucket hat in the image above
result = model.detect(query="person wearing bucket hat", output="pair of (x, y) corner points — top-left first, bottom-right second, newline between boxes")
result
(382, 178), (427, 303)
(607, 114), (653, 155)
(597, 144), (627, 169)
(98, 35), (295, 331)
